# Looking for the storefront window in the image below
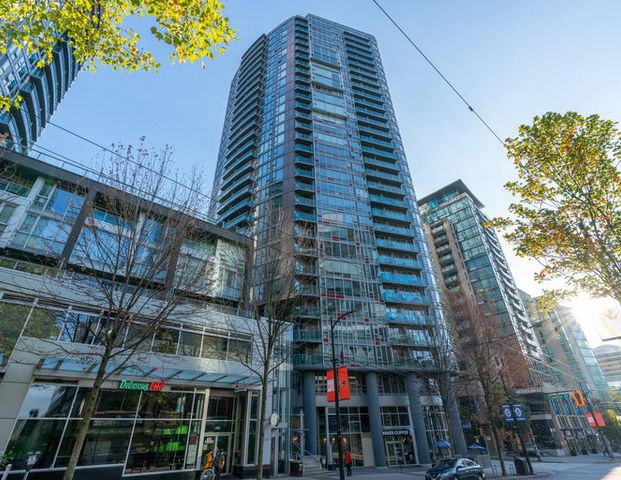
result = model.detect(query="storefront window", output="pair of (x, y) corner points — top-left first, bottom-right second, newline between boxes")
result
(138, 391), (194, 419)
(5, 419), (65, 469)
(126, 420), (190, 472)
(18, 384), (76, 418)
(56, 419), (133, 466)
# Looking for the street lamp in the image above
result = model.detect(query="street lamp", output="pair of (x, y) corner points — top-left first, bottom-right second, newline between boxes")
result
(330, 308), (355, 480)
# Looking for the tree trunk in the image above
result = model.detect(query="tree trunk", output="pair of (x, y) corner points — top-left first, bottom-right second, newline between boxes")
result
(63, 351), (110, 480)
(255, 370), (269, 480)
(489, 421), (507, 476)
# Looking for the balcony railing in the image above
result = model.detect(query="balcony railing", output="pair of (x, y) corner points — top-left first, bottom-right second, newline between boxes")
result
(383, 290), (431, 305)
(379, 272), (427, 287)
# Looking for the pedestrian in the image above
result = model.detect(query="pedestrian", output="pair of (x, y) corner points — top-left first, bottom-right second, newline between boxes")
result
(214, 450), (225, 480)
(203, 449), (213, 471)
(344, 450), (353, 477)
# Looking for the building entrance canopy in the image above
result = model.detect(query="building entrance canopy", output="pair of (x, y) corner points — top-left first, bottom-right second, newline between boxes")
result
(38, 356), (261, 386)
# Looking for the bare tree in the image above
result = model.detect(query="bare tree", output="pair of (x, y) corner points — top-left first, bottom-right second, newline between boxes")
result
(442, 289), (532, 476)
(228, 207), (314, 480)
(10, 140), (221, 480)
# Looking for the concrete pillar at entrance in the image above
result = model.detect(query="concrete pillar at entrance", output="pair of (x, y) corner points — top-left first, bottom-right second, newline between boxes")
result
(0, 362), (36, 453)
(446, 380), (468, 456)
(302, 371), (318, 455)
(365, 372), (387, 467)
(406, 374), (431, 464)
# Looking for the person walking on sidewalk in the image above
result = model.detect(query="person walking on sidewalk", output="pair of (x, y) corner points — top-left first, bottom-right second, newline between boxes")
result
(345, 450), (353, 477)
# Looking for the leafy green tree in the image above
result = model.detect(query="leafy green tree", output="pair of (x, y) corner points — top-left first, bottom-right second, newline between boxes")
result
(603, 409), (621, 443)
(0, 0), (235, 111)
(492, 112), (621, 302)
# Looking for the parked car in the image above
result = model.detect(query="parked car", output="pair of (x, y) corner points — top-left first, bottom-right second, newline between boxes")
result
(425, 457), (486, 480)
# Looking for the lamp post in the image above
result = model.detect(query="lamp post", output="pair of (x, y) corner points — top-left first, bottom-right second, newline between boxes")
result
(330, 309), (355, 480)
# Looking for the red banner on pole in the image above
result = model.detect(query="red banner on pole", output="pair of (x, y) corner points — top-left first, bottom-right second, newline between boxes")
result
(586, 413), (596, 427)
(595, 412), (606, 427)
(327, 366), (351, 402)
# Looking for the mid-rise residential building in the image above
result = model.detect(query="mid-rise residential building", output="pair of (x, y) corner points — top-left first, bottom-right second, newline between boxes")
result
(594, 344), (621, 388)
(0, 39), (77, 150)
(522, 292), (610, 454)
(0, 149), (287, 479)
(210, 14), (465, 467)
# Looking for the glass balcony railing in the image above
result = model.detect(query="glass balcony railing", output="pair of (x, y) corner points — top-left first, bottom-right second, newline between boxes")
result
(364, 157), (399, 173)
(368, 195), (407, 208)
(377, 256), (421, 269)
(295, 182), (315, 193)
(383, 290), (431, 305)
(293, 306), (320, 317)
(373, 223), (415, 237)
(292, 354), (324, 367)
(371, 209), (411, 222)
(386, 310), (434, 325)
(364, 169), (401, 183)
(379, 272), (427, 287)
(362, 146), (398, 160)
(295, 211), (317, 222)
(366, 181), (403, 195)
(293, 330), (322, 342)
(375, 238), (417, 252)
(294, 168), (315, 179)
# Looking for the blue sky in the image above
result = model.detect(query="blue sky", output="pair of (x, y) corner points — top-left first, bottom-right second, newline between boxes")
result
(37, 0), (621, 345)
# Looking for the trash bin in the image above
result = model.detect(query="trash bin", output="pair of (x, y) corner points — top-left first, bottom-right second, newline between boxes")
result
(290, 460), (303, 477)
(514, 457), (528, 475)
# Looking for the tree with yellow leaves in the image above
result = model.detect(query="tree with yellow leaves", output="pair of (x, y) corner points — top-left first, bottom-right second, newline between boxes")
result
(492, 112), (621, 302)
(0, 0), (235, 111)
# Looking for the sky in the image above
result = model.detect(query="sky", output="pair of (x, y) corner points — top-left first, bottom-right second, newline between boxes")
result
(35, 0), (621, 347)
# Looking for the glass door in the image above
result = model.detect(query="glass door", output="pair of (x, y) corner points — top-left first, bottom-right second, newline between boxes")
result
(202, 434), (233, 474)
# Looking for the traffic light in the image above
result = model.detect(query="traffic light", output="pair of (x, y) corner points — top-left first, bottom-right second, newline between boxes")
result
(572, 390), (586, 407)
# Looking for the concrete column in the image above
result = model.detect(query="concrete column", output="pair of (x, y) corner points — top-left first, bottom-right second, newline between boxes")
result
(406, 374), (431, 464)
(0, 362), (35, 453)
(365, 372), (386, 467)
(302, 371), (318, 455)
(446, 380), (468, 456)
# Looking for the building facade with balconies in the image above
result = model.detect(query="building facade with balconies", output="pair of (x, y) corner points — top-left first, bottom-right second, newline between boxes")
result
(210, 14), (465, 468)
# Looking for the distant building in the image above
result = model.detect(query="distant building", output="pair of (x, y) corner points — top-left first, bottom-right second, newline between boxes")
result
(522, 292), (611, 454)
(0, 39), (78, 150)
(594, 344), (621, 388)
(418, 180), (542, 363)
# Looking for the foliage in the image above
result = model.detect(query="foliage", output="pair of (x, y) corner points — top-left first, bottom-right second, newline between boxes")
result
(0, 0), (235, 110)
(603, 409), (621, 443)
(491, 112), (621, 302)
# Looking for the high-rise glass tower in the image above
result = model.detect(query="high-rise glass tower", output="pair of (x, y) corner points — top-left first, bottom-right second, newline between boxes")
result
(0, 40), (78, 149)
(211, 15), (464, 466)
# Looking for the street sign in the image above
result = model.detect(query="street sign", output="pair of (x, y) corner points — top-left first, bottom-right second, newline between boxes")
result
(502, 403), (526, 422)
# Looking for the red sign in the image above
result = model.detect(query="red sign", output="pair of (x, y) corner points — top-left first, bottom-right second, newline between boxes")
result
(327, 366), (351, 402)
(586, 412), (606, 428)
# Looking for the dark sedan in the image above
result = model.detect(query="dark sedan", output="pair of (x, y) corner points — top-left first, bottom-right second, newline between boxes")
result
(425, 458), (486, 480)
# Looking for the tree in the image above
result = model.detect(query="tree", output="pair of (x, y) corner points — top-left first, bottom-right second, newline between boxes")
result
(443, 290), (532, 476)
(229, 207), (313, 480)
(0, 0), (235, 111)
(492, 112), (621, 302)
(602, 409), (621, 444)
(12, 140), (220, 480)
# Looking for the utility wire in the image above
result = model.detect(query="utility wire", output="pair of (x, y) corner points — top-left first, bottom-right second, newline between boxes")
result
(371, 0), (506, 148)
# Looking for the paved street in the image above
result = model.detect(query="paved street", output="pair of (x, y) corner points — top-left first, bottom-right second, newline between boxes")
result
(284, 455), (621, 480)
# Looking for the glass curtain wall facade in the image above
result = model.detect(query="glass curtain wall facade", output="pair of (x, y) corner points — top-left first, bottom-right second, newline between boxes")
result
(211, 14), (458, 466)
(418, 180), (542, 360)
(0, 150), (286, 480)
(0, 38), (77, 150)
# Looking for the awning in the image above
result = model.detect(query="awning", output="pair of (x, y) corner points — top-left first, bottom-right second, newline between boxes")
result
(434, 439), (451, 449)
(38, 356), (261, 386)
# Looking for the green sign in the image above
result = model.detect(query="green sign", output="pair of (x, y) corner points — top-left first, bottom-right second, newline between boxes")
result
(119, 379), (165, 391)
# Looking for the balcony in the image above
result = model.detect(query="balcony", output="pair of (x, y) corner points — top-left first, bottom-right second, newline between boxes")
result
(368, 195), (407, 208)
(295, 211), (317, 223)
(383, 290), (431, 306)
(377, 256), (421, 269)
(360, 135), (395, 150)
(366, 181), (403, 195)
(371, 209), (411, 222)
(364, 169), (401, 183)
(223, 212), (252, 230)
(373, 223), (415, 237)
(386, 310), (434, 325)
(376, 238), (417, 253)
(364, 157), (399, 173)
(295, 182), (315, 193)
(380, 272), (426, 287)
(292, 354), (324, 367)
(294, 168), (315, 179)
(294, 143), (313, 154)
(357, 115), (389, 130)
(293, 329), (322, 342)
(387, 334), (431, 347)
(295, 131), (313, 143)
(293, 306), (320, 317)
(362, 146), (399, 160)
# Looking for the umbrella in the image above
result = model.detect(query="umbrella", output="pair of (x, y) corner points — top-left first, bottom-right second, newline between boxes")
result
(468, 443), (486, 452)
(434, 439), (451, 449)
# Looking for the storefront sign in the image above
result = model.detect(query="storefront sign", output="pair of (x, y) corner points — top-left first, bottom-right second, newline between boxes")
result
(119, 379), (165, 391)
(382, 429), (410, 436)
(326, 366), (351, 402)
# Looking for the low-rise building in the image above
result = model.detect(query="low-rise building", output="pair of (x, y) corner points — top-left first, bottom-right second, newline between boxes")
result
(0, 148), (288, 479)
